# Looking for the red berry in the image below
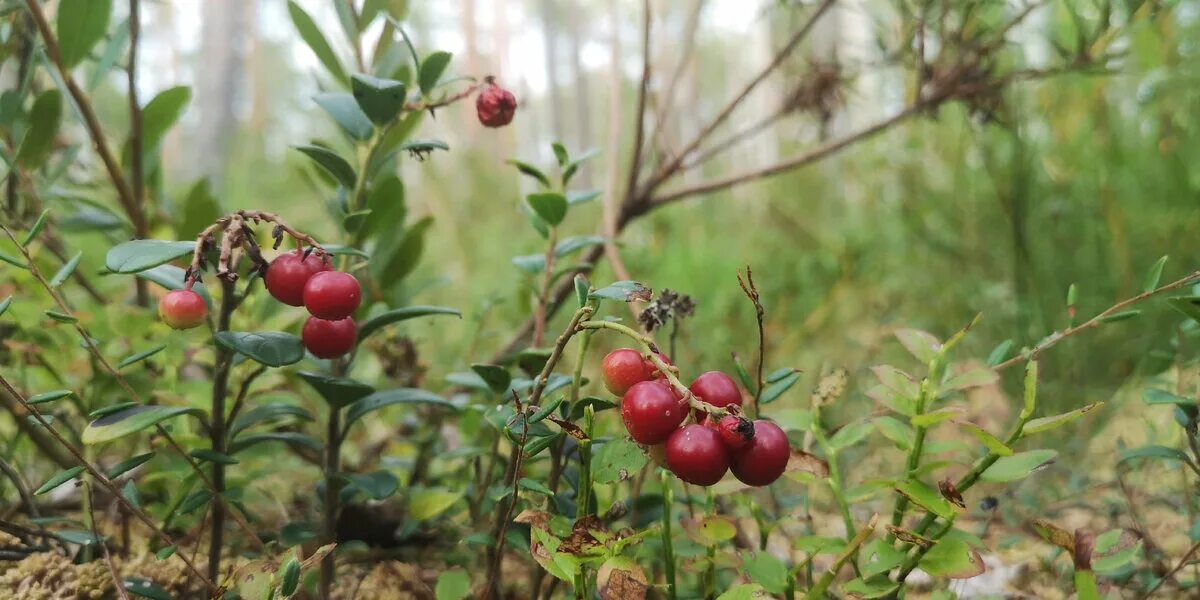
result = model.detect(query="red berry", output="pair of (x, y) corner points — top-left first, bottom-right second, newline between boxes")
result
(689, 370), (742, 419)
(602, 348), (651, 395)
(730, 420), (790, 486)
(716, 415), (755, 452)
(303, 271), (361, 320)
(665, 424), (730, 486)
(476, 77), (517, 128)
(158, 289), (207, 330)
(302, 317), (357, 359)
(265, 250), (331, 306)
(644, 352), (672, 379)
(621, 380), (686, 445)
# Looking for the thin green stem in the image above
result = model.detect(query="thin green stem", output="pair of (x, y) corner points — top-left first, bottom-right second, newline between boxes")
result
(805, 515), (879, 600)
(661, 470), (678, 600)
(888, 359), (940, 540)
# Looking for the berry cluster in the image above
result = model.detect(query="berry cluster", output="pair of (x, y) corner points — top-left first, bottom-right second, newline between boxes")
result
(602, 348), (790, 487)
(265, 250), (361, 358)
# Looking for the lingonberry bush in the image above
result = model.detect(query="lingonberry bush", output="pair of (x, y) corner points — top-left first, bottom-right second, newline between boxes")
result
(2, 1), (1199, 599)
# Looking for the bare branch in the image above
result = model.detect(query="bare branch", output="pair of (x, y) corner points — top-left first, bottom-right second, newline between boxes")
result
(622, 0), (653, 208)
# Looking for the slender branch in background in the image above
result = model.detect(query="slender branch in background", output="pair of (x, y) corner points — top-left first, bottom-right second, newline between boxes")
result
(1141, 541), (1200, 600)
(127, 0), (145, 219)
(0, 455), (39, 519)
(621, 0), (652, 211)
(992, 271), (1200, 371)
(680, 105), (790, 173)
(0, 373), (219, 595)
(737, 266), (766, 415)
(601, 0), (630, 287)
(639, 0), (838, 197)
(648, 0), (706, 163)
(482, 392), (531, 600)
(22, 0), (145, 237)
(84, 482), (132, 600)
(532, 226), (559, 347)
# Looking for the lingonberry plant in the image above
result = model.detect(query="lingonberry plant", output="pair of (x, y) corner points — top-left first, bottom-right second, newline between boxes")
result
(3, 1), (1194, 599)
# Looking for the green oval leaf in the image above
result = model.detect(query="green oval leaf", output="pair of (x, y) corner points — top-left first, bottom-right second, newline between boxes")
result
(296, 145), (357, 189)
(351, 74), (407, 125)
(82, 405), (203, 445)
(35, 466), (84, 495)
(297, 371), (375, 409)
(57, 0), (113, 68)
(344, 388), (455, 431)
(287, 0), (348, 85)
(17, 90), (63, 168)
(894, 480), (958, 520)
(979, 449), (1058, 482)
(49, 252), (82, 287)
(1023, 402), (1103, 435)
(357, 305), (461, 342)
(314, 92), (374, 141)
(118, 345), (167, 369)
(215, 331), (305, 367)
(105, 240), (195, 274)
(140, 86), (191, 152)
(28, 389), (74, 405)
(418, 51), (453, 95)
(408, 487), (462, 521)
(107, 452), (155, 479)
(0, 296), (11, 317)
(470, 364), (511, 394)
(593, 437), (647, 484)
(526, 192), (568, 226)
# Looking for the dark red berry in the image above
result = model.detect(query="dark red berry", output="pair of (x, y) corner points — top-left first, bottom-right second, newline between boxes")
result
(265, 250), (331, 306)
(716, 415), (755, 452)
(158, 289), (207, 329)
(302, 317), (357, 359)
(665, 424), (730, 486)
(602, 348), (651, 395)
(303, 271), (361, 320)
(689, 370), (742, 419)
(476, 77), (517, 128)
(621, 380), (686, 445)
(730, 420), (790, 486)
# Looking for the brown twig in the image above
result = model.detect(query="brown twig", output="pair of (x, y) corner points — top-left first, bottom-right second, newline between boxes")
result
(85, 482), (132, 600)
(622, 0), (653, 212)
(22, 0), (144, 237)
(737, 267), (766, 415)
(1141, 540), (1200, 599)
(0, 374), (219, 595)
(127, 0), (144, 231)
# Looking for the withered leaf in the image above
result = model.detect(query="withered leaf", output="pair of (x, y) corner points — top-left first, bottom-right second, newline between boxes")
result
(811, 367), (849, 407)
(597, 557), (648, 600)
(938, 478), (966, 509)
(787, 448), (831, 478)
(514, 510), (552, 530)
(1031, 518), (1075, 553)
(886, 525), (933, 548)
(549, 416), (590, 440)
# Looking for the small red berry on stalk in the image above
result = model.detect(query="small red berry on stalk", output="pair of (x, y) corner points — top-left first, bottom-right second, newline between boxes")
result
(665, 424), (730, 486)
(730, 420), (790, 487)
(476, 76), (517, 128)
(265, 249), (331, 306)
(621, 380), (686, 445)
(689, 370), (742, 420)
(602, 348), (652, 395)
(303, 271), (361, 320)
(716, 415), (755, 452)
(302, 316), (357, 359)
(158, 289), (207, 330)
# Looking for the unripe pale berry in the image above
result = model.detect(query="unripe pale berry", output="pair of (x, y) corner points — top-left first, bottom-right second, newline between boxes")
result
(158, 289), (207, 330)
(303, 271), (361, 320)
(665, 424), (730, 486)
(476, 77), (517, 128)
(621, 380), (686, 445)
(730, 420), (790, 486)
(602, 348), (651, 395)
(265, 250), (331, 306)
(302, 317), (357, 359)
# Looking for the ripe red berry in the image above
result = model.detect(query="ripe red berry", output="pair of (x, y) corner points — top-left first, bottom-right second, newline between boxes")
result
(265, 250), (331, 306)
(665, 424), (730, 486)
(730, 420), (790, 486)
(621, 380), (686, 445)
(602, 348), (651, 395)
(302, 316), (357, 359)
(716, 415), (755, 452)
(476, 77), (517, 128)
(158, 289), (207, 330)
(689, 370), (742, 419)
(303, 271), (361, 320)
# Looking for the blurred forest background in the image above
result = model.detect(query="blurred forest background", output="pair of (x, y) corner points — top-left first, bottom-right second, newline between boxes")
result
(83, 0), (1200, 437)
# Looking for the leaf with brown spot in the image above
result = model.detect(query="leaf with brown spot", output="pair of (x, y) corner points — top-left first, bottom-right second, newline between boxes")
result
(938, 478), (965, 509)
(786, 448), (830, 478)
(1031, 518), (1075, 553)
(680, 516), (738, 546)
(514, 510), (553, 530)
(548, 416), (590, 440)
(811, 368), (849, 407)
(597, 556), (648, 600)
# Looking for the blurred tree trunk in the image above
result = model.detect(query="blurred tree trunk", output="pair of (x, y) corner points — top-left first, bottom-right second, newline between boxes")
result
(539, 0), (564, 143)
(192, 0), (250, 184)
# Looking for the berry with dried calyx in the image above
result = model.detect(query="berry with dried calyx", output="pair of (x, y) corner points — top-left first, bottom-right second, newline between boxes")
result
(730, 420), (790, 486)
(476, 76), (517, 128)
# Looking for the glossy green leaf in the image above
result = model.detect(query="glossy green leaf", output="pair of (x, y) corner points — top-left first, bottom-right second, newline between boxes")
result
(470, 364), (511, 394)
(106, 452), (155, 479)
(979, 449), (1058, 482)
(841, 578), (899, 598)
(743, 551), (788, 594)
(296, 145), (357, 189)
(280, 558), (301, 597)
(435, 569), (471, 600)
(351, 74), (407, 125)
(357, 305), (461, 341)
(27, 390), (73, 405)
(895, 328), (941, 363)
(35, 467), (84, 495)
(0, 296), (11, 317)
(985, 339), (1014, 367)
(418, 51), (452, 95)
(526, 192), (568, 226)
(344, 388), (456, 430)
(1023, 402), (1103, 435)
(17, 90), (62, 168)
(592, 437), (646, 484)
(297, 371), (375, 409)
(894, 480), (958, 520)
(177, 490), (211, 515)
(105, 240), (195, 274)
(56, 0), (113, 68)
(589, 280), (651, 302)
(1143, 255), (1168, 293)
(177, 178), (221, 239)
(919, 536), (985, 578)
(408, 487), (462, 521)
(566, 189), (601, 205)
(314, 92), (374, 140)
(135, 264), (213, 310)
(508, 159), (551, 188)
(48, 252), (82, 287)
(1143, 388), (1196, 406)
(215, 331), (305, 367)
(189, 449), (239, 465)
(287, 0), (348, 84)
(82, 406), (202, 444)
(363, 175), (406, 238)
(958, 422), (1012, 456)
(760, 371), (801, 404)
(118, 345), (167, 369)
(140, 86), (191, 151)
(44, 310), (77, 323)
(1098, 309), (1140, 323)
